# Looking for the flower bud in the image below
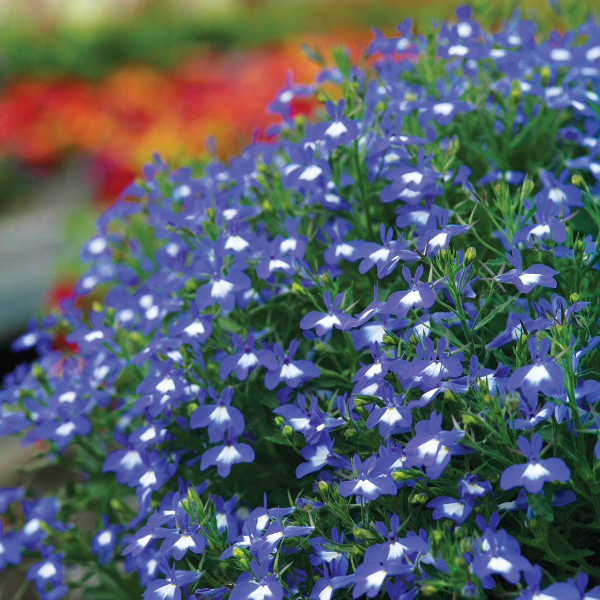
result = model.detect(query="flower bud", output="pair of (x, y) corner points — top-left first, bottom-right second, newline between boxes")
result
(461, 581), (479, 599)
(489, 473), (499, 484)
(352, 527), (378, 540)
(528, 233), (542, 250)
(283, 425), (293, 437)
(461, 414), (479, 425)
(292, 282), (305, 294)
(187, 402), (199, 416)
(392, 468), (421, 481)
(459, 536), (474, 553)
(540, 65), (551, 86)
(444, 388), (457, 401)
(570, 292), (580, 303)
(510, 79), (522, 101)
(232, 547), (251, 569)
(352, 396), (374, 407)
(503, 391), (521, 413)
(32, 364), (46, 380)
(420, 583), (438, 597)
(410, 492), (428, 504)
(317, 481), (329, 496)
(206, 207), (215, 219)
(274, 416), (285, 427)
(571, 173), (585, 187)
(464, 247), (476, 265)
(343, 428), (356, 438)
(382, 334), (396, 345)
(262, 200), (272, 211)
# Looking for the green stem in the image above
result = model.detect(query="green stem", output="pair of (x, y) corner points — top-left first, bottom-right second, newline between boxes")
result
(352, 141), (374, 241)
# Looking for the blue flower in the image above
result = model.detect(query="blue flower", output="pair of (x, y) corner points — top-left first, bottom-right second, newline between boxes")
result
(264, 340), (320, 390)
(300, 291), (353, 336)
(26, 545), (64, 592)
(229, 561), (283, 600)
(500, 433), (570, 493)
(200, 428), (255, 477)
(495, 248), (559, 293)
(338, 453), (397, 500)
(506, 337), (565, 400)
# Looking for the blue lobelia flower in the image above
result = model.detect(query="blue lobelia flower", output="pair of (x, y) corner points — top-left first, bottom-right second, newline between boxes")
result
(142, 561), (200, 600)
(26, 545), (65, 591)
(91, 514), (123, 565)
(190, 386), (245, 440)
(495, 248), (559, 293)
(219, 331), (278, 381)
(351, 547), (413, 599)
(384, 265), (437, 318)
(299, 290), (353, 336)
(229, 561), (284, 600)
(365, 385), (412, 437)
(264, 340), (320, 390)
(500, 433), (570, 494)
(310, 559), (354, 600)
(307, 98), (360, 150)
(506, 337), (565, 401)
(0, 520), (22, 569)
(193, 256), (251, 312)
(515, 564), (580, 600)
(200, 428), (255, 478)
(159, 512), (206, 561)
(338, 453), (397, 501)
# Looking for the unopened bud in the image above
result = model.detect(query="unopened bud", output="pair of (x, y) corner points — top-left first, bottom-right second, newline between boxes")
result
(483, 394), (492, 404)
(343, 428), (356, 438)
(382, 334), (396, 345)
(282, 425), (293, 437)
(232, 546), (251, 569)
(420, 583), (438, 597)
(464, 247), (476, 265)
(292, 282), (304, 294)
(461, 581), (479, 599)
(410, 492), (428, 504)
(528, 233), (542, 250)
(274, 416), (285, 427)
(510, 79), (522, 101)
(461, 414), (479, 425)
(262, 200), (272, 211)
(570, 293), (580, 303)
(352, 527), (378, 541)
(444, 388), (457, 401)
(187, 402), (199, 416)
(540, 65), (551, 86)
(503, 391), (521, 413)
(489, 473), (500, 484)
(571, 173), (585, 187)
(206, 207), (215, 219)
(459, 536), (475, 553)
(32, 364), (45, 380)
(317, 481), (329, 495)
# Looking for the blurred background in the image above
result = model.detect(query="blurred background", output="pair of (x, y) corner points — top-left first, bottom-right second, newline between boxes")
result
(0, 0), (578, 383)
(0, 0), (467, 379)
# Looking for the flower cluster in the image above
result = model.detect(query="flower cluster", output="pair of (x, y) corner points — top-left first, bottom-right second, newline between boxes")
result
(2, 4), (600, 600)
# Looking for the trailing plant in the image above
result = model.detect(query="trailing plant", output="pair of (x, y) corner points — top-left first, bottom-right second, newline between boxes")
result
(2, 4), (600, 600)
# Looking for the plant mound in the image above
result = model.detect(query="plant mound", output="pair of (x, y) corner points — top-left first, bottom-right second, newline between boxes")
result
(2, 5), (600, 600)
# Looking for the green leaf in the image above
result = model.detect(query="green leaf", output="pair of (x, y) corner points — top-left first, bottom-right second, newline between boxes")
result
(526, 492), (554, 522)
(474, 292), (521, 332)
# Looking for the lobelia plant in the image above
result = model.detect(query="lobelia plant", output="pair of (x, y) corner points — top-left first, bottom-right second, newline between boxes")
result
(2, 3), (600, 600)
